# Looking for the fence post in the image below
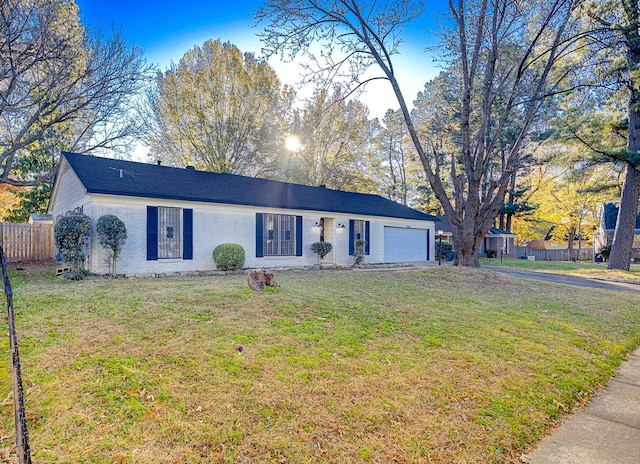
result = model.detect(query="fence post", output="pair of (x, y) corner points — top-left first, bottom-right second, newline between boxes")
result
(30, 226), (35, 262)
(0, 246), (32, 464)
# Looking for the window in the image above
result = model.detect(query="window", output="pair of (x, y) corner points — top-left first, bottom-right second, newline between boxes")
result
(158, 206), (181, 258)
(147, 206), (193, 261)
(353, 220), (365, 241)
(256, 213), (302, 257)
(264, 213), (295, 256)
(349, 219), (370, 255)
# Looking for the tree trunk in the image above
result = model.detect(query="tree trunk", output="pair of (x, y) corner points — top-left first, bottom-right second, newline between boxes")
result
(608, 165), (640, 270)
(455, 247), (481, 267)
(452, 223), (483, 267)
(610, 17), (640, 271)
(567, 226), (575, 252)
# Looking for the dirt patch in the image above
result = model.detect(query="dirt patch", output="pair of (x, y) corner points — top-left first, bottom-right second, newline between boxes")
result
(8, 260), (57, 271)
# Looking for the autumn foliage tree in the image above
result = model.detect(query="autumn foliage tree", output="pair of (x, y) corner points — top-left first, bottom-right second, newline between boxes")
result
(146, 40), (294, 176)
(530, 164), (613, 255)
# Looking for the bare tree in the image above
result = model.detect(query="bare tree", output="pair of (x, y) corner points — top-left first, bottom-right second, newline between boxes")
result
(0, 0), (152, 186)
(369, 109), (416, 205)
(256, 0), (581, 266)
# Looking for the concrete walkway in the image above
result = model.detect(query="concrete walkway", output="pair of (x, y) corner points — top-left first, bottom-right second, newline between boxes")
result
(523, 346), (640, 463)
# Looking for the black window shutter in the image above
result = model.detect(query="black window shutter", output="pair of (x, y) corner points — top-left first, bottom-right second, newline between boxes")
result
(147, 206), (158, 261)
(365, 221), (370, 255)
(183, 208), (193, 260)
(295, 215), (303, 256)
(256, 213), (264, 257)
(426, 229), (430, 261)
(349, 219), (355, 255)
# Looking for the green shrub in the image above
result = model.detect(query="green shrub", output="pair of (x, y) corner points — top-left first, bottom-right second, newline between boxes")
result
(486, 249), (498, 259)
(96, 214), (127, 276)
(310, 241), (333, 263)
(436, 241), (453, 260)
(54, 213), (92, 273)
(353, 239), (367, 266)
(599, 244), (612, 262)
(212, 243), (245, 271)
(62, 270), (89, 281)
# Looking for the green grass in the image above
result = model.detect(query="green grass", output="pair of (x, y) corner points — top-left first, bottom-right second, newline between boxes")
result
(482, 258), (640, 284)
(1, 265), (639, 463)
(480, 257), (602, 271)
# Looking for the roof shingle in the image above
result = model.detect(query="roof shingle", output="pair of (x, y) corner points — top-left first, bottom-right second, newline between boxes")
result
(61, 152), (436, 222)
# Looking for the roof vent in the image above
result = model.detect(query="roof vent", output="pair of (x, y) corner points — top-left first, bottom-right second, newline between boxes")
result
(319, 184), (326, 188)
(156, 160), (161, 166)
(186, 165), (195, 170)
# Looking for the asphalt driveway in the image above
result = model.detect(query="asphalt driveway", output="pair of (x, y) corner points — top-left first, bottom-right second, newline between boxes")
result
(484, 266), (640, 295)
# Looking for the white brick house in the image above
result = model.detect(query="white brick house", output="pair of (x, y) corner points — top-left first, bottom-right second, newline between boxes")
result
(48, 152), (437, 275)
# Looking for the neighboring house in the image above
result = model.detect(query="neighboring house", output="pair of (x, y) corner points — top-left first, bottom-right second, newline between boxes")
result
(434, 216), (516, 257)
(593, 202), (640, 258)
(28, 213), (53, 225)
(48, 152), (438, 275)
(526, 239), (575, 250)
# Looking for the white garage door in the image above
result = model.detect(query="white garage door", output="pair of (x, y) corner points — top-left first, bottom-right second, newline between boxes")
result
(384, 227), (429, 262)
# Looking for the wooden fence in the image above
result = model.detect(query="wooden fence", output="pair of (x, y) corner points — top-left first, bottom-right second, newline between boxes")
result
(513, 246), (594, 262)
(0, 223), (54, 262)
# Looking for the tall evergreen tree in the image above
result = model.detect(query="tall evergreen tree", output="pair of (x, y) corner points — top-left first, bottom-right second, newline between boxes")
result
(583, 0), (640, 270)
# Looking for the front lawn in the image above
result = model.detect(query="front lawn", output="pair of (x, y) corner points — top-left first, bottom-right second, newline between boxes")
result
(1, 266), (639, 463)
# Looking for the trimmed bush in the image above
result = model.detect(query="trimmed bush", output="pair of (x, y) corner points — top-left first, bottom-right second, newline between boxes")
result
(54, 213), (92, 273)
(96, 214), (128, 276)
(311, 241), (333, 263)
(213, 243), (245, 271)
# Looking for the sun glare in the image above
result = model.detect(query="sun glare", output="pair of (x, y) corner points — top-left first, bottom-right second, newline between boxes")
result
(285, 135), (302, 152)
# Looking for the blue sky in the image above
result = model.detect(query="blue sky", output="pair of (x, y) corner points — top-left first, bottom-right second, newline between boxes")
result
(76, 1), (445, 119)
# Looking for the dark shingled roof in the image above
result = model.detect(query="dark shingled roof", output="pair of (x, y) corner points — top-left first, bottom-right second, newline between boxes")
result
(61, 152), (436, 222)
(602, 202), (640, 231)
